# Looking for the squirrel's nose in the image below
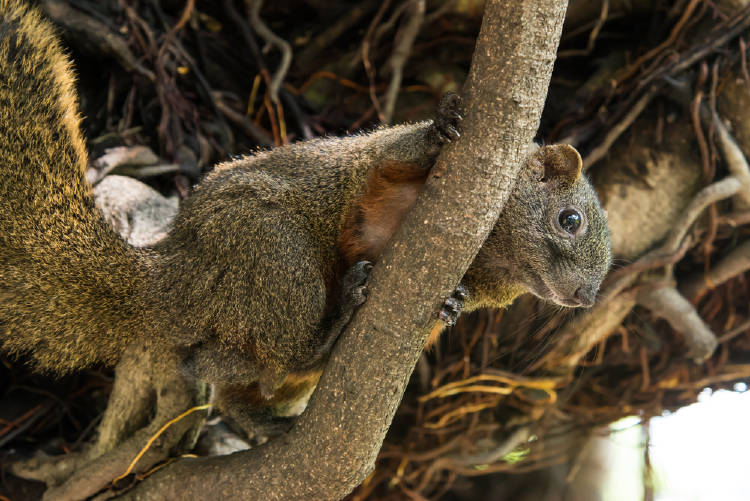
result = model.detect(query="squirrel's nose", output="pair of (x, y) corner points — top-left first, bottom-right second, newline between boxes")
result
(574, 286), (596, 307)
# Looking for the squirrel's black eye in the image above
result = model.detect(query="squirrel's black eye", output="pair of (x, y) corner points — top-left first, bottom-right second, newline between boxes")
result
(558, 208), (582, 235)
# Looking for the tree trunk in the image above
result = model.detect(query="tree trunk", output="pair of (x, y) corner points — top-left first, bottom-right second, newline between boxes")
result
(114, 0), (569, 499)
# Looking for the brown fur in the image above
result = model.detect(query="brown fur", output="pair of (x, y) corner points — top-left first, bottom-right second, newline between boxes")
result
(0, 1), (611, 427)
(0, 0), (159, 371)
(338, 160), (428, 265)
(219, 369), (323, 409)
(425, 321), (445, 349)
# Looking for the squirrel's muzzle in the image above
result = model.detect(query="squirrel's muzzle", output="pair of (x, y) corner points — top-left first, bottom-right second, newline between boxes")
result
(573, 285), (597, 307)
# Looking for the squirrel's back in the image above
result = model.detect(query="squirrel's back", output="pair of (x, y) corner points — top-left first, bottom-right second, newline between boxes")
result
(0, 0), (156, 372)
(0, 0), (612, 395)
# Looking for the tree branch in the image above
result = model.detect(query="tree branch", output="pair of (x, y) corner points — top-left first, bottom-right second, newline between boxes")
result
(115, 1), (569, 499)
(382, 0), (425, 123)
(637, 286), (718, 362)
(681, 239), (750, 300)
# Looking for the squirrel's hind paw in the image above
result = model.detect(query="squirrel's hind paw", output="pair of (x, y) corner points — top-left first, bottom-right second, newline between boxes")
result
(341, 260), (373, 307)
(439, 284), (469, 327)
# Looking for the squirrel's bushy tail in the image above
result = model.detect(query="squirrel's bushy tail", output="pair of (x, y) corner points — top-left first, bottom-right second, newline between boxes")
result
(0, 0), (155, 372)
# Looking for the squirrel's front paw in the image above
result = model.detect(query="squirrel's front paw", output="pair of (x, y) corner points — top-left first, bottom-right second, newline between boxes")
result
(439, 284), (469, 326)
(341, 260), (373, 307)
(431, 93), (463, 145)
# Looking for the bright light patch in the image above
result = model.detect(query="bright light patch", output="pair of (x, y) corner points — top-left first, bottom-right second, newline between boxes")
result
(650, 390), (750, 501)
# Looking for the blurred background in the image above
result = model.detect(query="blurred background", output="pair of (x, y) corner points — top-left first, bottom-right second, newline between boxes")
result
(3, 0), (750, 499)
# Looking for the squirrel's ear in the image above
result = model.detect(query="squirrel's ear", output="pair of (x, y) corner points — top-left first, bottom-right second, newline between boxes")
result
(536, 144), (582, 184)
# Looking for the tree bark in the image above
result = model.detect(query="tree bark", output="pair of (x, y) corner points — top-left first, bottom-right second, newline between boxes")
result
(115, 0), (569, 499)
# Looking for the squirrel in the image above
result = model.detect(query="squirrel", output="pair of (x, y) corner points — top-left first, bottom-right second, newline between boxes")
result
(0, 0), (611, 427)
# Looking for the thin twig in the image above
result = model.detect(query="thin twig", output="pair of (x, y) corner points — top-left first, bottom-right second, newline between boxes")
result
(296, 1), (376, 73)
(112, 404), (211, 485)
(424, 0), (458, 25)
(717, 319), (750, 344)
(616, 0), (703, 85)
(0, 404), (48, 449)
(41, 0), (156, 82)
(681, 240), (750, 300)
(558, 0), (609, 58)
(214, 94), (273, 147)
(640, 5), (750, 91)
(374, 0), (413, 48)
(383, 0), (426, 123)
(361, 0), (393, 122)
(691, 62), (711, 180)
(583, 88), (657, 169)
(601, 237), (692, 297)
(246, 0), (293, 105)
(718, 210), (750, 227)
(444, 427), (531, 467)
(711, 112), (750, 209)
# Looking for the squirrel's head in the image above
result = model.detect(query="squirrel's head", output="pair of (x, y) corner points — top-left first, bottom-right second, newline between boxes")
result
(466, 144), (612, 309)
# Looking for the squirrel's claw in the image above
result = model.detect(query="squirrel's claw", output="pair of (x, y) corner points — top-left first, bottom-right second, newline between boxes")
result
(430, 93), (464, 147)
(437, 125), (461, 143)
(452, 284), (469, 302)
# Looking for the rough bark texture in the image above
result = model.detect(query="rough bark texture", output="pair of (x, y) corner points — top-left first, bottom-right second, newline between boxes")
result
(113, 1), (569, 499)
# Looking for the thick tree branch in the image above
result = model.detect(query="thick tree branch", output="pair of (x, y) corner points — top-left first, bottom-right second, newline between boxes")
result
(681, 239), (750, 300)
(637, 286), (718, 361)
(115, 1), (569, 499)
